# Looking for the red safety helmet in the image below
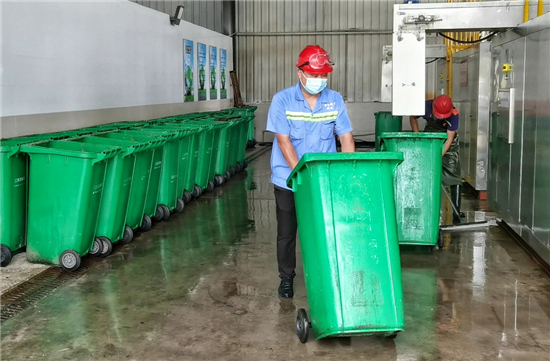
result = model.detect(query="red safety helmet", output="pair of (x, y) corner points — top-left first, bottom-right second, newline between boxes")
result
(432, 95), (454, 119)
(296, 45), (334, 74)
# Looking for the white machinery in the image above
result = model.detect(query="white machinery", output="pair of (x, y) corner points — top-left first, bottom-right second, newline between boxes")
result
(391, 1), (525, 116)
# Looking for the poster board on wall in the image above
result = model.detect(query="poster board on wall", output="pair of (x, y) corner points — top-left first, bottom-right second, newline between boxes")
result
(183, 39), (194, 102)
(197, 43), (207, 101)
(209, 46), (218, 100)
(220, 49), (227, 100)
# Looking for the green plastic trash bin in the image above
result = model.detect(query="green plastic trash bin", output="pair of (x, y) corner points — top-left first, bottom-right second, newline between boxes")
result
(187, 118), (229, 187)
(225, 106), (257, 148)
(380, 132), (447, 247)
(21, 140), (121, 271)
(69, 136), (150, 256)
(96, 132), (164, 232)
(0, 138), (35, 267)
(148, 122), (203, 203)
(123, 129), (176, 222)
(141, 125), (188, 217)
(176, 122), (215, 194)
(220, 113), (248, 175)
(287, 152), (405, 342)
(375, 112), (403, 151)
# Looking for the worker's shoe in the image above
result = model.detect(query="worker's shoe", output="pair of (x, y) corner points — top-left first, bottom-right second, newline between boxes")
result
(278, 277), (294, 298)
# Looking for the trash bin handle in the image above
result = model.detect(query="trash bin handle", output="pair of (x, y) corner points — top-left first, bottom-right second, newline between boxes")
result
(5, 145), (21, 157)
(92, 148), (120, 164)
(379, 139), (386, 151)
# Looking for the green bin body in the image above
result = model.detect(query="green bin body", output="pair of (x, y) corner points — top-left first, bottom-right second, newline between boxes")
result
(96, 132), (162, 230)
(0, 139), (31, 265)
(69, 137), (147, 244)
(148, 122), (203, 200)
(226, 106), (257, 146)
(21, 140), (120, 268)
(188, 119), (228, 184)
(141, 126), (186, 212)
(182, 123), (214, 192)
(375, 112), (403, 151)
(380, 132), (447, 246)
(120, 130), (168, 220)
(287, 152), (405, 340)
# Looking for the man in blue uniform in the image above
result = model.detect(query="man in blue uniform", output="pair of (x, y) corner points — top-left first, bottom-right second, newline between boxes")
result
(410, 95), (463, 221)
(267, 45), (355, 298)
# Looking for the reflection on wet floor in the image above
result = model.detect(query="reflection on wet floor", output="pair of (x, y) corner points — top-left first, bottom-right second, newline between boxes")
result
(1, 151), (549, 361)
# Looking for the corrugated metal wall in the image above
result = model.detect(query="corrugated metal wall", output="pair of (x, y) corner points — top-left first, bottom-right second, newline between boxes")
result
(130, 0), (230, 34)
(235, 0), (446, 103)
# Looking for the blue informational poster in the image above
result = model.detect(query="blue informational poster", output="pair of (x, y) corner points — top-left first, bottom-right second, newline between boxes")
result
(209, 46), (218, 100)
(197, 43), (207, 101)
(220, 49), (227, 99)
(183, 39), (194, 102)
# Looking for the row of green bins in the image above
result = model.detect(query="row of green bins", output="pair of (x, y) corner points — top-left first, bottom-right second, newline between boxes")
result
(375, 111), (403, 151)
(287, 153), (405, 343)
(380, 132), (447, 248)
(69, 136), (152, 257)
(20, 140), (121, 271)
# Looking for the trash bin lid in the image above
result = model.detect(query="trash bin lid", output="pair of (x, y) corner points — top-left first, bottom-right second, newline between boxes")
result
(380, 132), (448, 140)
(287, 152), (404, 188)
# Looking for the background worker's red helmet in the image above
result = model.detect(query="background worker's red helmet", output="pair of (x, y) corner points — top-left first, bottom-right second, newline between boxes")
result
(433, 95), (454, 119)
(296, 45), (334, 74)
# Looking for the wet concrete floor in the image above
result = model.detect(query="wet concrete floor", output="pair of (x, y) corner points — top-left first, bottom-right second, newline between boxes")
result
(1, 151), (550, 360)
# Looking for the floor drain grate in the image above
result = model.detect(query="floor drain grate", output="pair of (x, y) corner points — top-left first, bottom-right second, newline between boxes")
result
(0, 260), (94, 324)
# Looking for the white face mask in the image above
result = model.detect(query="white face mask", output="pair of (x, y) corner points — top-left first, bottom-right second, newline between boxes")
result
(300, 72), (328, 95)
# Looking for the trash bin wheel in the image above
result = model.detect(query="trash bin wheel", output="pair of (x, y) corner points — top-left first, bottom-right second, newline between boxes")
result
(224, 171), (231, 182)
(243, 160), (248, 170)
(139, 215), (152, 232)
(1, 245), (12, 267)
(89, 237), (102, 256)
(214, 175), (225, 187)
(160, 204), (171, 221)
(296, 308), (310, 344)
(175, 198), (185, 213)
(183, 190), (193, 204)
(99, 236), (113, 257)
(236, 162), (243, 173)
(229, 166), (236, 177)
(153, 205), (164, 222)
(386, 332), (398, 339)
(207, 181), (215, 192)
(193, 184), (202, 198)
(60, 250), (81, 272)
(437, 231), (444, 249)
(120, 226), (134, 245)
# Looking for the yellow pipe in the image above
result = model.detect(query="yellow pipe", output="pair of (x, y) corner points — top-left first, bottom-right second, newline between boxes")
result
(538, 0), (544, 16)
(524, 0), (530, 22)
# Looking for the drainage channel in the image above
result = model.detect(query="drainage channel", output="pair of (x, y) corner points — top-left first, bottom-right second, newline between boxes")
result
(0, 145), (271, 324)
(0, 259), (95, 324)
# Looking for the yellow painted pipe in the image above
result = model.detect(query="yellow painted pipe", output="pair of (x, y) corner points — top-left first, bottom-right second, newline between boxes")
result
(538, 0), (544, 16)
(524, 0), (530, 22)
